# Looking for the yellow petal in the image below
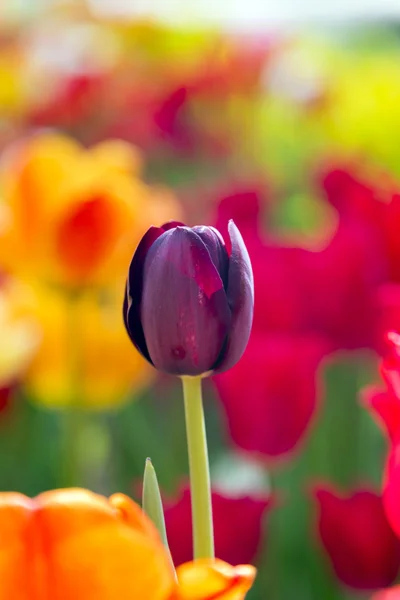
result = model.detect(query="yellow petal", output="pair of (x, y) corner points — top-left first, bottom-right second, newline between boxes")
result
(176, 559), (256, 600)
(25, 284), (152, 409)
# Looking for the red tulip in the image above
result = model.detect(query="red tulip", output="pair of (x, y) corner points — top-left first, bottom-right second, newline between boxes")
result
(124, 221), (254, 376)
(321, 166), (385, 225)
(164, 484), (271, 567)
(153, 87), (194, 152)
(303, 222), (385, 350)
(214, 332), (325, 459)
(313, 485), (400, 590)
(214, 173), (385, 351)
(213, 182), (266, 245)
(362, 383), (400, 446)
(384, 194), (400, 283)
(362, 333), (400, 540)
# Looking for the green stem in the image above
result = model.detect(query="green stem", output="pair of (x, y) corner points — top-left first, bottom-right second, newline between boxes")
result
(181, 376), (214, 560)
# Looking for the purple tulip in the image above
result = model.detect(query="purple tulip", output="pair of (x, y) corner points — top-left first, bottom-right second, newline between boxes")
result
(123, 221), (254, 376)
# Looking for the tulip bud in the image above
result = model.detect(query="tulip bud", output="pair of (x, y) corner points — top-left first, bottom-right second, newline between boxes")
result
(124, 221), (254, 376)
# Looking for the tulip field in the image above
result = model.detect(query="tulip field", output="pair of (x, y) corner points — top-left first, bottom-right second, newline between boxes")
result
(2, 2), (400, 599)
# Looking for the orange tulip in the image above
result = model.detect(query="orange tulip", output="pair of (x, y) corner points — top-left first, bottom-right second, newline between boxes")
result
(0, 488), (255, 600)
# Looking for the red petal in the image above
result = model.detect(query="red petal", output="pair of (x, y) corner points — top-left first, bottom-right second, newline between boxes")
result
(314, 485), (400, 590)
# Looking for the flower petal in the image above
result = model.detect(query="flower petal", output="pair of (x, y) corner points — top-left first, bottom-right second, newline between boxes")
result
(313, 486), (400, 590)
(361, 384), (400, 445)
(192, 226), (229, 288)
(141, 227), (231, 375)
(214, 333), (325, 458)
(0, 489), (176, 600)
(124, 226), (165, 362)
(164, 485), (271, 567)
(161, 221), (185, 231)
(176, 559), (256, 600)
(214, 221), (254, 373)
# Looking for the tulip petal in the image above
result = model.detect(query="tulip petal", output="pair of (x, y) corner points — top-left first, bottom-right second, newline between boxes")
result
(214, 221), (254, 373)
(192, 226), (229, 287)
(361, 385), (400, 445)
(161, 221), (186, 231)
(124, 226), (165, 362)
(313, 486), (400, 590)
(214, 333), (324, 458)
(141, 227), (231, 375)
(176, 559), (256, 600)
(0, 489), (177, 600)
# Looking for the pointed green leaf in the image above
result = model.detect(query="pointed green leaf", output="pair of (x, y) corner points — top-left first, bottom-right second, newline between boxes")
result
(142, 458), (172, 555)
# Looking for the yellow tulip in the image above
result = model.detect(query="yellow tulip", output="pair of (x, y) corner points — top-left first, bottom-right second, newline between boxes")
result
(0, 133), (181, 288)
(0, 133), (182, 407)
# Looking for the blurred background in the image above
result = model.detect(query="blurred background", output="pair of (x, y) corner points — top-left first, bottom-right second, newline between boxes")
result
(2, 0), (400, 598)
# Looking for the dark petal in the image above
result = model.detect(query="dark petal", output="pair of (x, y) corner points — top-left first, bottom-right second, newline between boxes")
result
(161, 221), (186, 231)
(192, 225), (229, 288)
(124, 226), (165, 362)
(213, 220), (254, 373)
(141, 227), (231, 376)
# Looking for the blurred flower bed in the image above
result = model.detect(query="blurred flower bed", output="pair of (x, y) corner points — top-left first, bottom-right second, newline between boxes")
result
(2, 1), (400, 599)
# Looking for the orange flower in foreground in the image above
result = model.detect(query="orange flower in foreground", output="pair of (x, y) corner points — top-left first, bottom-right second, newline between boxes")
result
(0, 488), (255, 600)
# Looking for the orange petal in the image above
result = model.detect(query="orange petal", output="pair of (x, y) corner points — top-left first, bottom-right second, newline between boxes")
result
(0, 493), (36, 600)
(176, 559), (256, 600)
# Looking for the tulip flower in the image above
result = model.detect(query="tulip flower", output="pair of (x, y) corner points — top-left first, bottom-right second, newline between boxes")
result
(124, 220), (254, 562)
(313, 486), (400, 590)
(164, 484), (271, 567)
(363, 333), (400, 539)
(0, 487), (255, 599)
(321, 166), (385, 224)
(123, 220), (254, 377)
(0, 133), (181, 289)
(0, 133), (181, 409)
(214, 332), (325, 458)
